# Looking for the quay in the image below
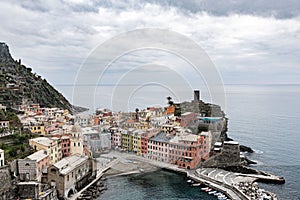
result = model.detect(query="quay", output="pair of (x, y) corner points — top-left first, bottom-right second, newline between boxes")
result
(69, 151), (282, 200)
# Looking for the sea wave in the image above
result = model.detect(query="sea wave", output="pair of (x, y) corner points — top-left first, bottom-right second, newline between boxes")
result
(253, 149), (264, 154)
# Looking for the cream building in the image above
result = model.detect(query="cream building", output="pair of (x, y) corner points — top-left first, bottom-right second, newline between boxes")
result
(29, 137), (62, 164)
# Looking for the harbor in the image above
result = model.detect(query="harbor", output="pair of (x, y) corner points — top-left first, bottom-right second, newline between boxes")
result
(69, 151), (283, 200)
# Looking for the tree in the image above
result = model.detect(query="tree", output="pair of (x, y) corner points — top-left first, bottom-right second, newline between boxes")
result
(167, 96), (173, 106)
(135, 108), (139, 122)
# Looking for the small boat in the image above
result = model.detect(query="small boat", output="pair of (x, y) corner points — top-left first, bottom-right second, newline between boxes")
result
(214, 192), (222, 196)
(192, 183), (201, 187)
(201, 187), (209, 191)
(187, 180), (193, 183)
(217, 194), (227, 200)
(208, 191), (217, 195)
(205, 188), (212, 192)
(139, 168), (144, 172)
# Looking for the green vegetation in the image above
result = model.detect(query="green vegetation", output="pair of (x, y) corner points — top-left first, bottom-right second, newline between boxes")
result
(0, 108), (23, 129)
(0, 132), (35, 162)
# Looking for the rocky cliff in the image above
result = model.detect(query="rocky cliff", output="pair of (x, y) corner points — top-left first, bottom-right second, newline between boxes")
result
(0, 42), (83, 113)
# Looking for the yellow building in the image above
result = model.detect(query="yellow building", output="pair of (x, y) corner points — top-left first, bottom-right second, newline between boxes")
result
(29, 125), (45, 135)
(134, 122), (148, 130)
(132, 130), (144, 155)
(121, 130), (133, 151)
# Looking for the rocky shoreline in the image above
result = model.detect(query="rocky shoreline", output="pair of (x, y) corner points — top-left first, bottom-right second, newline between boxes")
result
(76, 177), (107, 200)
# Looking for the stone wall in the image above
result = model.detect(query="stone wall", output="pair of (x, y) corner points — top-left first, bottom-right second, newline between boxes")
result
(203, 142), (241, 168)
(18, 159), (37, 181)
(0, 166), (15, 200)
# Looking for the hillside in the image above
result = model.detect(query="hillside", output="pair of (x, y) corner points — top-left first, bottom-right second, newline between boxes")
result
(0, 42), (84, 113)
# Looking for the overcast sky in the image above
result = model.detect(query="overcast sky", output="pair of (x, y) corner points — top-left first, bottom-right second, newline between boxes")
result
(0, 0), (300, 97)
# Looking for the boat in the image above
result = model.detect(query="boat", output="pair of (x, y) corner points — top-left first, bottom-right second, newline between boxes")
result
(187, 179), (193, 183)
(208, 191), (217, 195)
(201, 187), (209, 191)
(214, 192), (222, 196)
(192, 183), (201, 187)
(205, 188), (212, 192)
(217, 194), (227, 200)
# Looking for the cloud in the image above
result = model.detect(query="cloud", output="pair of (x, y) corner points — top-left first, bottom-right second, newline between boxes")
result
(0, 0), (299, 88)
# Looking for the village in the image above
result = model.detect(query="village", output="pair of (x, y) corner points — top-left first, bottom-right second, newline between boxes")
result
(0, 91), (282, 200)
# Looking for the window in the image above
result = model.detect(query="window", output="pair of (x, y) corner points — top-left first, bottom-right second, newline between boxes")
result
(67, 175), (69, 181)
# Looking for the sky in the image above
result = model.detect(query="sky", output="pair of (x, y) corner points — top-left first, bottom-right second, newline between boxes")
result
(0, 0), (300, 110)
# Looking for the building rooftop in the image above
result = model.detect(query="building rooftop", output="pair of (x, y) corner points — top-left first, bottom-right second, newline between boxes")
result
(30, 137), (53, 147)
(133, 129), (144, 136)
(27, 150), (48, 162)
(54, 155), (88, 175)
(82, 127), (98, 135)
(170, 133), (199, 143)
(200, 131), (210, 137)
(150, 132), (174, 143)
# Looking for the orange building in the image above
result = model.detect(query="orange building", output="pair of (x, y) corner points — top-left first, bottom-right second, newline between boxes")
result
(165, 105), (175, 115)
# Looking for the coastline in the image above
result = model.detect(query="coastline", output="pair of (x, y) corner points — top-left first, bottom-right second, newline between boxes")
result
(70, 151), (284, 200)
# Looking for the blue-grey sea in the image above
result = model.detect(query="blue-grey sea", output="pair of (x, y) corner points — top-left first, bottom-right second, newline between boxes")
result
(57, 84), (300, 199)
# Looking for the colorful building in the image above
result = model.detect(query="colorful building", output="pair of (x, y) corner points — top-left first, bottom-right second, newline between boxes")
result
(141, 128), (159, 156)
(29, 124), (45, 135)
(161, 124), (175, 134)
(199, 131), (212, 160)
(29, 137), (62, 164)
(26, 150), (50, 182)
(165, 105), (175, 115)
(61, 136), (71, 157)
(148, 132), (172, 162)
(121, 129), (133, 151)
(169, 133), (203, 169)
(110, 127), (122, 148)
(132, 130), (144, 155)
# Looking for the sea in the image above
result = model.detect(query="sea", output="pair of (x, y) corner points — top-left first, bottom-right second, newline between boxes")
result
(57, 84), (300, 199)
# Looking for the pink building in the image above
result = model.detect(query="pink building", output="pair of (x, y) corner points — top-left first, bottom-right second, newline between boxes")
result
(180, 112), (196, 127)
(147, 132), (172, 162)
(141, 128), (159, 156)
(27, 150), (50, 182)
(110, 128), (122, 148)
(199, 131), (212, 160)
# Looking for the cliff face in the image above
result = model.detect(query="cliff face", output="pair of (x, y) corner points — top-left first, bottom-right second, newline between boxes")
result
(0, 42), (75, 112)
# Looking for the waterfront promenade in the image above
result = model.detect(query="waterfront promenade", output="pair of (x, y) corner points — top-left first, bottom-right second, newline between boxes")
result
(69, 151), (279, 200)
